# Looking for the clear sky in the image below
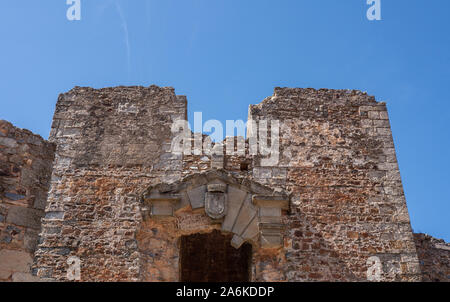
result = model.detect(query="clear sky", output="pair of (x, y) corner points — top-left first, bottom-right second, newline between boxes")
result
(0, 0), (449, 241)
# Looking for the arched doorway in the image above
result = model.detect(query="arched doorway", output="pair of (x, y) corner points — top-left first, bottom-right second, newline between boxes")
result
(179, 230), (252, 282)
(140, 171), (289, 281)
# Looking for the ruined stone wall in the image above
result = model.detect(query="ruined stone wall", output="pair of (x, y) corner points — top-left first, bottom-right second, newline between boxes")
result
(33, 86), (187, 281)
(414, 233), (450, 282)
(0, 120), (55, 281)
(248, 88), (421, 281)
(31, 85), (424, 282)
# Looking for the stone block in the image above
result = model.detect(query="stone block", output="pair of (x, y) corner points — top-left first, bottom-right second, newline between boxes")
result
(379, 111), (389, 120)
(12, 272), (41, 282)
(186, 185), (206, 209)
(232, 200), (257, 236)
(0, 137), (18, 148)
(241, 216), (259, 241)
(373, 119), (390, 127)
(0, 249), (33, 277)
(377, 162), (398, 171)
(144, 197), (179, 217)
(207, 184), (227, 193)
(231, 235), (245, 249)
(221, 187), (247, 232)
(359, 106), (373, 112)
(6, 206), (44, 229)
(44, 211), (64, 220)
(376, 128), (391, 136)
(174, 191), (190, 211)
(368, 111), (380, 119)
(361, 119), (372, 128)
(4, 192), (26, 201)
(151, 203), (174, 216)
(259, 207), (281, 217)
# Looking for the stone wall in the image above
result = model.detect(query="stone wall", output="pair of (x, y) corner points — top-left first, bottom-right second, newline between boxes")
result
(33, 86), (187, 281)
(0, 120), (55, 281)
(414, 233), (450, 282)
(30, 85), (425, 281)
(248, 88), (421, 281)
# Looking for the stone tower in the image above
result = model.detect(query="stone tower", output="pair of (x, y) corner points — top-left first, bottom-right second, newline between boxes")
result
(27, 85), (422, 281)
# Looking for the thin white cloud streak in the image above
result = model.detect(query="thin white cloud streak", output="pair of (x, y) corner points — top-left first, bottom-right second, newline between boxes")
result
(115, 0), (131, 79)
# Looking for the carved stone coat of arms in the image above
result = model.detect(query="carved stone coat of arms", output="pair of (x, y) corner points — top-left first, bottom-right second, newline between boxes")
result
(205, 185), (228, 219)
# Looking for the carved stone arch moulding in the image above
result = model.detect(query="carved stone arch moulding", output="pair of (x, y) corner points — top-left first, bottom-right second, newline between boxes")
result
(141, 170), (290, 249)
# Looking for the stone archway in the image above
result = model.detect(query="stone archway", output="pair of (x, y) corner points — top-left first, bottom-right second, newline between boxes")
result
(138, 170), (289, 281)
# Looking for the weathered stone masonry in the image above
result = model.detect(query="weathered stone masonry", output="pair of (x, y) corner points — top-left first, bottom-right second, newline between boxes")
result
(34, 86), (186, 281)
(1, 85), (448, 282)
(0, 120), (55, 281)
(248, 88), (421, 281)
(414, 233), (450, 282)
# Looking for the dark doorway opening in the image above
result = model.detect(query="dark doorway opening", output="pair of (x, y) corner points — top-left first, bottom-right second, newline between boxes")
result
(180, 230), (252, 282)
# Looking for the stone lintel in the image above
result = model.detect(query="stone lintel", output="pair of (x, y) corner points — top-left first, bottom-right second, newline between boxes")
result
(144, 196), (180, 217)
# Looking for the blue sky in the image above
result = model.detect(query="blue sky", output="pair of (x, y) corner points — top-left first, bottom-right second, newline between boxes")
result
(0, 0), (449, 241)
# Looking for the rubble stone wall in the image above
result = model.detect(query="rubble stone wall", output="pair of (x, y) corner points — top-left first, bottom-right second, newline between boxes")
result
(0, 120), (55, 281)
(3, 85), (439, 282)
(248, 88), (421, 281)
(414, 233), (450, 282)
(33, 86), (186, 281)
